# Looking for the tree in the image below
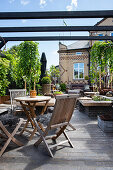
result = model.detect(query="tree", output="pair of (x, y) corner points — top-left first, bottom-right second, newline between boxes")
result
(49, 65), (60, 84)
(2, 45), (23, 89)
(18, 41), (41, 91)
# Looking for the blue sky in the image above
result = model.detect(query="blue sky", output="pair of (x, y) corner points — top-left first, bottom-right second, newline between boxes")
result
(0, 0), (113, 68)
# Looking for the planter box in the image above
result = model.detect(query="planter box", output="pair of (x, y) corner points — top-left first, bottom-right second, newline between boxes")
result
(78, 99), (113, 117)
(98, 116), (113, 132)
(0, 95), (10, 104)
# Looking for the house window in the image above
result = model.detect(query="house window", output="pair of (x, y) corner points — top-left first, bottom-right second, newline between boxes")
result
(111, 33), (113, 36)
(74, 63), (84, 79)
(98, 34), (103, 41)
(76, 52), (82, 55)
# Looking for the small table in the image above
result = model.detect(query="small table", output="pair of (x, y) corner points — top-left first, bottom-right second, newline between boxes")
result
(15, 96), (51, 140)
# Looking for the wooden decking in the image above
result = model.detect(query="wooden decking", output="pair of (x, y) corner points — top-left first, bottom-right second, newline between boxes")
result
(0, 109), (113, 169)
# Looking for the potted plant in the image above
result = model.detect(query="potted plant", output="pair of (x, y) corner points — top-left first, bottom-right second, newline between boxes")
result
(18, 41), (41, 97)
(53, 91), (63, 96)
(41, 76), (51, 95)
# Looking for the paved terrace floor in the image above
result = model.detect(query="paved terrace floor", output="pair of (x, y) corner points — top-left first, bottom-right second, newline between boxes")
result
(0, 109), (113, 170)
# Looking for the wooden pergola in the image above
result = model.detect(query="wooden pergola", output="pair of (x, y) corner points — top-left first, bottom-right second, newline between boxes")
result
(0, 10), (113, 49)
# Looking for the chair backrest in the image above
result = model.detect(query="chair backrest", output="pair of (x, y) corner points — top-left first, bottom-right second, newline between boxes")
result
(48, 94), (77, 128)
(9, 89), (26, 110)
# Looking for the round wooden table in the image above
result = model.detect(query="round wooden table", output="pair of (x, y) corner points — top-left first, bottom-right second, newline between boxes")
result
(15, 96), (51, 140)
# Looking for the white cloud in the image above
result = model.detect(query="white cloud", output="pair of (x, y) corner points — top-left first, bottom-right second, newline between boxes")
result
(22, 19), (27, 23)
(66, 5), (73, 11)
(9, 0), (15, 3)
(40, 0), (46, 6)
(66, 0), (77, 11)
(20, 0), (30, 6)
(72, 0), (77, 7)
(39, 0), (53, 8)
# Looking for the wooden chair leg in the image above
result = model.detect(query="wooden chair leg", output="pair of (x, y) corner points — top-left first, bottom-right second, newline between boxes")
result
(68, 123), (76, 130)
(63, 131), (74, 148)
(19, 119), (29, 135)
(34, 120), (53, 157)
(0, 118), (24, 156)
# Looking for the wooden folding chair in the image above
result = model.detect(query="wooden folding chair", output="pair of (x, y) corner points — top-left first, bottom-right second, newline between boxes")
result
(34, 94), (76, 157)
(0, 118), (24, 156)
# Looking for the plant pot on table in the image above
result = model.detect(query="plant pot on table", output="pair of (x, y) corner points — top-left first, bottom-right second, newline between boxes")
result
(30, 90), (37, 98)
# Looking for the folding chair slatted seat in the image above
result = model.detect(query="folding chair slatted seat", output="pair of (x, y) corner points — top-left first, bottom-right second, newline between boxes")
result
(34, 94), (77, 157)
(0, 114), (24, 156)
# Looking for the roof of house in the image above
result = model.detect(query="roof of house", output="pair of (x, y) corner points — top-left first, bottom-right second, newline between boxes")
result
(95, 18), (106, 26)
(67, 40), (90, 50)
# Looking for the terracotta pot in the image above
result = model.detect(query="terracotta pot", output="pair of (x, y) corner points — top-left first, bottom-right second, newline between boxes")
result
(30, 90), (37, 98)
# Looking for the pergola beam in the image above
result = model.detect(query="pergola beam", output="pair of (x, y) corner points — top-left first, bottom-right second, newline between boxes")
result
(0, 36), (113, 41)
(0, 10), (113, 19)
(0, 26), (113, 32)
(0, 40), (8, 49)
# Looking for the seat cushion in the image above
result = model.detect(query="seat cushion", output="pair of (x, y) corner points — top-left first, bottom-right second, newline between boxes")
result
(36, 113), (52, 126)
(0, 114), (19, 126)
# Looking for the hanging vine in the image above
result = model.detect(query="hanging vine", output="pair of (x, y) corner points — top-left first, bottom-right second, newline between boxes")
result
(90, 41), (113, 90)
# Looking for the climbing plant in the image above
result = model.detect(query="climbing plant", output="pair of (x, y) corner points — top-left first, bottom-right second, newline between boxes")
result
(90, 41), (113, 90)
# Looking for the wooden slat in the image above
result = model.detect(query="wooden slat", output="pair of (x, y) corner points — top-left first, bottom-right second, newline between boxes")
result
(50, 122), (68, 129)
(49, 140), (68, 149)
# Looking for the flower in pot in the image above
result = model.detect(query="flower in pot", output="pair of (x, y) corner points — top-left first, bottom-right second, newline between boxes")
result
(41, 76), (51, 95)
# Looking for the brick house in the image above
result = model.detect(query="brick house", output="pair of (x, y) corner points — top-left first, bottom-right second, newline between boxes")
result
(58, 18), (113, 89)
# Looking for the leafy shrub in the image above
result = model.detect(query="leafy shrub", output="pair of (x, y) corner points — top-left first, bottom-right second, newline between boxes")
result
(53, 91), (63, 95)
(60, 83), (66, 92)
(41, 77), (51, 84)
(92, 95), (111, 101)
(0, 58), (10, 96)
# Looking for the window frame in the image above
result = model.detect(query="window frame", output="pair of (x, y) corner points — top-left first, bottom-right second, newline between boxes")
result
(73, 63), (84, 80)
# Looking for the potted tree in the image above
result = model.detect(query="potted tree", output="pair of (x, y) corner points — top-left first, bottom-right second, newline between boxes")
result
(18, 41), (41, 97)
(41, 76), (51, 95)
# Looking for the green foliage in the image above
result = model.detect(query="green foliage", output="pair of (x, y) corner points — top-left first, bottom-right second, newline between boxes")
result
(60, 83), (66, 92)
(41, 76), (51, 84)
(2, 45), (23, 89)
(53, 91), (63, 95)
(49, 65), (60, 82)
(90, 41), (113, 85)
(92, 95), (111, 101)
(85, 76), (89, 80)
(18, 41), (41, 90)
(0, 57), (10, 96)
